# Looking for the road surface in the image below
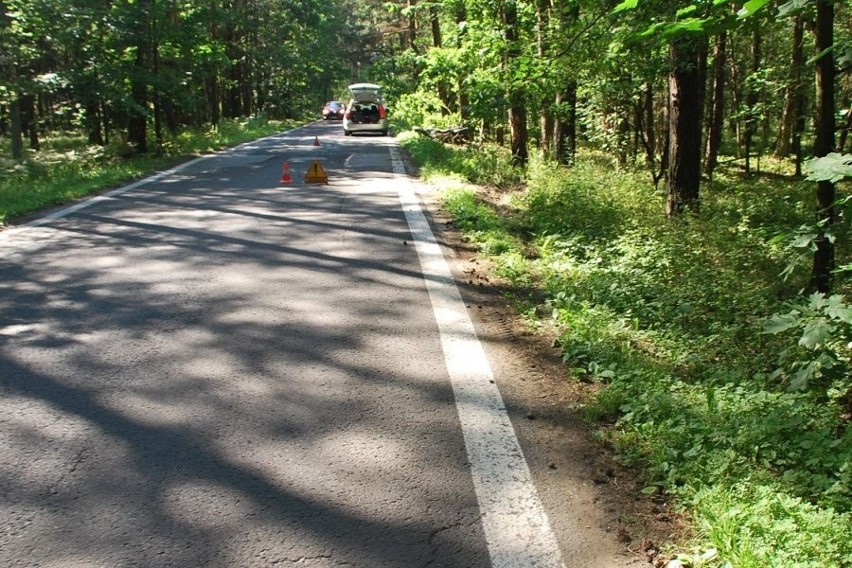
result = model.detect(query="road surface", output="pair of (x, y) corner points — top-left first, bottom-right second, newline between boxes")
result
(0, 122), (648, 567)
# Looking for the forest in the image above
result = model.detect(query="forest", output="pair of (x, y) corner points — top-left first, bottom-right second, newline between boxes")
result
(1, 0), (851, 566)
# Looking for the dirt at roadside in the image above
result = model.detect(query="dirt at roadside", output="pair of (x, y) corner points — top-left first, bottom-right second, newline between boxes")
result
(412, 174), (692, 568)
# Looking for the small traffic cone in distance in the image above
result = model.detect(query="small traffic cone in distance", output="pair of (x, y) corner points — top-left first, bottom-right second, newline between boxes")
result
(280, 162), (292, 184)
(314, 136), (320, 146)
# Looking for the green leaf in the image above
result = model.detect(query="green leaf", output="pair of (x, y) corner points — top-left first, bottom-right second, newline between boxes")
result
(799, 320), (834, 349)
(763, 313), (799, 334)
(778, 0), (810, 17)
(821, 295), (852, 323)
(738, 0), (773, 17)
(613, 0), (639, 13)
(805, 153), (852, 183)
(790, 362), (816, 391)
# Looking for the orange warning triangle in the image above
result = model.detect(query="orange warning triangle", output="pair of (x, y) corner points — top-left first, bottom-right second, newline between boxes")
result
(304, 160), (329, 184)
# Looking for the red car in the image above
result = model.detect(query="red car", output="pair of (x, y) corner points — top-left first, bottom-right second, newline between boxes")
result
(322, 101), (345, 120)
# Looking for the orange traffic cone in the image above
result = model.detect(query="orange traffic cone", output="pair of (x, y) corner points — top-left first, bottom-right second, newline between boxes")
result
(280, 162), (292, 184)
(314, 136), (320, 147)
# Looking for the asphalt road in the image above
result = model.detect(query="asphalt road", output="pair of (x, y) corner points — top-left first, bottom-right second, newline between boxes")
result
(0, 122), (640, 568)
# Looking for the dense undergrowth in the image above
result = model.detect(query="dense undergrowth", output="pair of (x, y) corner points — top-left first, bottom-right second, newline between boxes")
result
(399, 131), (852, 567)
(0, 116), (297, 225)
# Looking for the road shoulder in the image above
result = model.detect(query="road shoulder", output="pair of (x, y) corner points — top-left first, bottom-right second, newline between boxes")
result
(408, 169), (687, 568)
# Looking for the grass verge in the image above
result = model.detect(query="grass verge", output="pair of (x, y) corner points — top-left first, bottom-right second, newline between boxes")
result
(400, 131), (852, 567)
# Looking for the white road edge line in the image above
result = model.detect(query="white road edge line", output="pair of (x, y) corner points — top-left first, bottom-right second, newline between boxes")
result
(0, 125), (314, 242)
(389, 146), (566, 568)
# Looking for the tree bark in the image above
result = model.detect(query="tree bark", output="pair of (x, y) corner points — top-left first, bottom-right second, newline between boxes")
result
(811, 0), (836, 293)
(453, 0), (469, 120)
(430, 4), (450, 114)
(643, 82), (655, 168)
(537, 0), (552, 157)
(128, 46), (149, 153)
(703, 31), (726, 179)
(127, 0), (151, 153)
(86, 100), (103, 145)
(744, 29), (761, 176)
(775, 16), (804, 158)
(21, 93), (39, 151)
(554, 80), (577, 165)
(838, 106), (852, 153)
(10, 96), (23, 160)
(665, 36), (705, 216)
(407, 0), (418, 50)
(504, 0), (528, 167)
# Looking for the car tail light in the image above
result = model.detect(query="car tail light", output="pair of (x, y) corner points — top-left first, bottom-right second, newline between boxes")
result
(378, 104), (386, 119)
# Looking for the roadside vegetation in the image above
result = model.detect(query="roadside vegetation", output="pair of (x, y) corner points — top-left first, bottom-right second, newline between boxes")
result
(400, 131), (851, 567)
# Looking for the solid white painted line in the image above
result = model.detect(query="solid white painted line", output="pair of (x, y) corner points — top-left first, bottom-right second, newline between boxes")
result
(390, 146), (565, 568)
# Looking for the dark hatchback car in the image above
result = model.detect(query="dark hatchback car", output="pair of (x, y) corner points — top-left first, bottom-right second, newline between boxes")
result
(322, 101), (345, 120)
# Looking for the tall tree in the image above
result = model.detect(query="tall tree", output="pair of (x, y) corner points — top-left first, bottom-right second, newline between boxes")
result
(703, 30), (726, 179)
(743, 27), (762, 175)
(665, 33), (705, 216)
(811, 0), (836, 293)
(453, 0), (470, 120)
(126, 0), (152, 153)
(536, 0), (553, 157)
(775, 15), (806, 159)
(504, 0), (529, 166)
(552, 0), (580, 165)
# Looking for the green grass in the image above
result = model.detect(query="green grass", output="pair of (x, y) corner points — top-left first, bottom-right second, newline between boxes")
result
(400, 134), (852, 567)
(0, 116), (301, 225)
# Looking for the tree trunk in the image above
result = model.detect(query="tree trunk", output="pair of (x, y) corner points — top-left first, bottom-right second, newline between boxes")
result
(703, 31), (726, 179)
(553, 1), (579, 165)
(86, 96), (104, 145)
(208, 75), (221, 127)
(838, 106), (852, 153)
(811, 0), (836, 293)
(430, 5), (450, 114)
(775, 16), (804, 158)
(537, 0), (552, 157)
(509, 101), (529, 167)
(21, 93), (39, 151)
(207, 10), (221, 127)
(554, 80), (577, 165)
(128, 46), (149, 153)
(407, 0), (418, 55)
(454, 1), (469, 120)
(728, 33), (744, 158)
(10, 96), (23, 160)
(744, 29), (761, 176)
(665, 36), (705, 216)
(101, 100), (111, 145)
(504, 0), (528, 167)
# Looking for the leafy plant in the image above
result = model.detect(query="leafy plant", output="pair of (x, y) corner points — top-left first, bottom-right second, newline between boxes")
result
(763, 293), (852, 392)
(403, 133), (852, 566)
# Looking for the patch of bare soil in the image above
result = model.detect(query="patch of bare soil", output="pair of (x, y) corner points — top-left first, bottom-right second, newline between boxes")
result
(411, 171), (691, 568)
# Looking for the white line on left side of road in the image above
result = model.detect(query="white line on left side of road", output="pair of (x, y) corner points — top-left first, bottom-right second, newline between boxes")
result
(389, 145), (566, 568)
(0, 126), (317, 244)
